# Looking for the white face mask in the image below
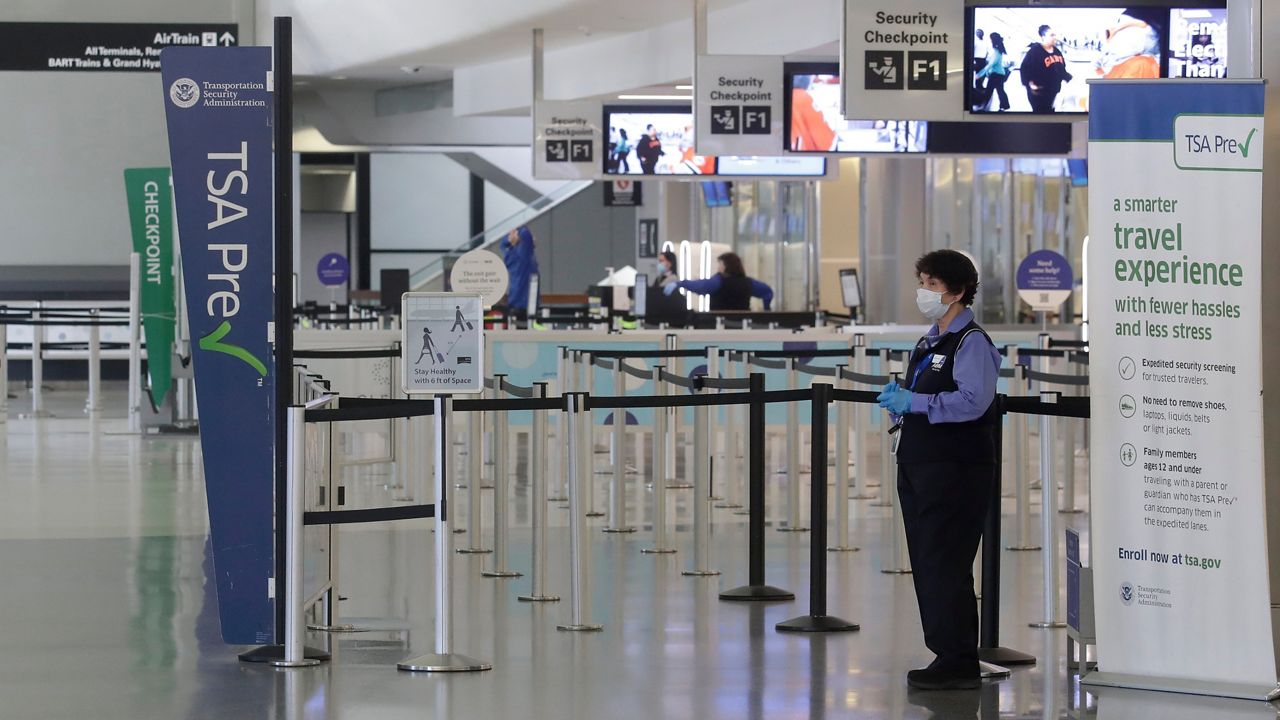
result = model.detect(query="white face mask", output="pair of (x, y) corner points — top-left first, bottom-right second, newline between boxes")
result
(657, 261), (668, 274)
(916, 288), (953, 322)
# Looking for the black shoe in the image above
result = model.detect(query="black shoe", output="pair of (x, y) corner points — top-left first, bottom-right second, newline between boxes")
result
(907, 667), (981, 691)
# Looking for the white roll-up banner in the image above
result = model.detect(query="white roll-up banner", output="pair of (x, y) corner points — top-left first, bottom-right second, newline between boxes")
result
(1087, 79), (1276, 699)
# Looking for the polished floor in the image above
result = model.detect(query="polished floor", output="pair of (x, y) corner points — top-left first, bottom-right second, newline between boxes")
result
(2, 384), (1277, 720)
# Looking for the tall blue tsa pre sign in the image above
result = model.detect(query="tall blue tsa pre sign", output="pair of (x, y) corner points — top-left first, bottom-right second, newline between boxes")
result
(161, 46), (276, 645)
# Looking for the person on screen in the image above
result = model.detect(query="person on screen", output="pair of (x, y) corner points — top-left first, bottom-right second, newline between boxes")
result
(1096, 11), (1161, 79)
(970, 29), (990, 109)
(651, 250), (680, 289)
(664, 252), (772, 311)
(613, 128), (632, 173)
(789, 75), (836, 151)
(637, 124), (664, 174)
(500, 225), (539, 319)
(975, 32), (1013, 112)
(1020, 24), (1073, 113)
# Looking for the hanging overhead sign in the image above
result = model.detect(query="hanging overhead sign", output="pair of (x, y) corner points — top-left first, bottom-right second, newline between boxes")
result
(1086, 79), (1274, 699)
(0, 22), (237, 72)
(695, 55), (784, 156)
(841, 0), (963, 120)
(402, 293), (484, 395)
(533, 99), (603, 180)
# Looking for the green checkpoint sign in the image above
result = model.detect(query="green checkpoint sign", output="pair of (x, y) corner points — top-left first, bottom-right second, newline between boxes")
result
(123, 167), (176, 406)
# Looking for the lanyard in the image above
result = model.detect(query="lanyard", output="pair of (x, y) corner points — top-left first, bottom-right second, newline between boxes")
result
(906, 338), (936, 391)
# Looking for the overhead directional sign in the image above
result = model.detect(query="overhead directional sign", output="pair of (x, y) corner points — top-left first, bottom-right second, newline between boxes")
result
(695, 55), (784, 156)
(533, 99), (603, 180)
(402, 293), (485, 395)
(842, 0), (963, 120)
(0, 22), (238, 72)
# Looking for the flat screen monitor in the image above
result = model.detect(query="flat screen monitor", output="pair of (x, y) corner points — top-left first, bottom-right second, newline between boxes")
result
(701, 181), (731, 207)
(839, 268), (862, 310)
(966, 4), (1226, 115)
(715, 156), (827, 176)
(784, 62), (927, 153)
(633, 273), (648, 318)
(526, 274), (539, 318)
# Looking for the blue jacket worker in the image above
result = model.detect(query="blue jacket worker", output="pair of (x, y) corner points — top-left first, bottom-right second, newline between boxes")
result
(876, 249), (1001, 691)
(664, 251), (773, 310)
(501, 225), (539, 317)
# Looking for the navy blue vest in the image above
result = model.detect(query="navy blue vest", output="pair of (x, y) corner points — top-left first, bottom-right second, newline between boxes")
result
(896, 320), (999, 465)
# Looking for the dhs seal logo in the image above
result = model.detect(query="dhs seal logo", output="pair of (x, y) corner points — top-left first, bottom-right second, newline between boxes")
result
(1119, 582), (1135, 606)
(170, 78), (200, 109)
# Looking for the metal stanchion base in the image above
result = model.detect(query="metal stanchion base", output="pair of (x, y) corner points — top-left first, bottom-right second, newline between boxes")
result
(481, 570), (523, 578)
(585, 511), (606, 518)
(480, 484), (494, 489)
(719, 584), (795, 602)
(978, 646), (1037, 667)
(1029, 621), (1067, 628)
(777, 526), (810, 533)
(517, 594), (561, 602)
(457, 547), (493, 554)
(881, 568), (912, 574)
(681, 569), (721, 577)
(268, 657), (322, 668)
(556, 624), (603, 632)
(547, 496), (569, 502)
(239, 645), (331, 664)
(776, 614), (860, 633)
(307, 623), (358, 633)
(640, 547), (677, 554)
(452, 528), (467, 534)
(714, 502), (743, 509)
(826, 545), (859, 552)
(1006, 545), (1042, 552)
(980, 661), (1011, 679)
(666, 484), (694, 490)
(1059, 508), (1084, 514)
(454, 483), (468, 489)
(397, 653), (493, 672)
(602, 527), (637, 533)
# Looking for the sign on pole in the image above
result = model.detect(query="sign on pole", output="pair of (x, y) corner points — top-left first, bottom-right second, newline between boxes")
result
(533, 99), (603, 180)
(1086, 79), (1274, 699)
(1015, 249), (1073, 311)
(449, 248), (509, 308)
(695, 55), (784, 156)
(123, 167), (176, 406)
(162, 45), (275, 645)
(402, 293), (484, 395)
(316, 252), (350, 287)
(842, 0), (963, 120)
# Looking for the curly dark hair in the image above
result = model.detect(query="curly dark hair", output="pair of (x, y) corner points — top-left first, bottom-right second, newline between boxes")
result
(914, 249), (979, 306)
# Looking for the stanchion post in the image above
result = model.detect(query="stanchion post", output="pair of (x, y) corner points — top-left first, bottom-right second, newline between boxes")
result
(558, 392), (603, 631)
(1031, 391), (1067, 628)
(483, 375), (521, 577)
(777, 383), (858, 633)
(0, 320), (7, 423)
(641, 365), (676, 554)
(269, 406), (322, 667)
(400, 396), (493, 671)
(128, 253), (141, 430)
(704, 345), (723, 502)
(519, 383), (560, 601)
(1002, 345), (1019, 500)
(872, 350), (896, 506)
(682, 373), (719, 577)
(604, 360), (635, 533)
(549, 347), (569, 502)
(881, 369), (911, 574)
(580, 352), (604, 517)
(849, 336), (872, 499)
(717, 352), (743, 509)
(779, 357), (808, 532)
(1008, 364), (1040, 551)
(720, 373), (793, 601)
(1060, 353), (1083, 514)
(30, 303), (46, 418)
(829, 364), (856, 552)
(731, 353), (752, 515)
(86, 308), (101, 414)
(458, 389), (491, 554)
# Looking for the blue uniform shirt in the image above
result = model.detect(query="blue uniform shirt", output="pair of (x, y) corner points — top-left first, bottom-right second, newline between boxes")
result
(906, 308), (1001, 423)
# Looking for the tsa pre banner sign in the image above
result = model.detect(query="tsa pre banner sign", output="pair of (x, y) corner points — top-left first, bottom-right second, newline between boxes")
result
(1087, 80), (1274, 695)
(161, 46), (276, 645)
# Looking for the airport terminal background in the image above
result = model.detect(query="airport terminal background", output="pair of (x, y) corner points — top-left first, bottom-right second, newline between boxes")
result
(2, 1), (1278, 719)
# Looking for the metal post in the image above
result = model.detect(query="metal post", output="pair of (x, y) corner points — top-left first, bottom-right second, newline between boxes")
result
(581, 352), (603, 517)
(829, 365), (856, 552)
(704, 345), (724, 502)
(872, 350), (896, 505)
(484, 376), (521, 577)
(732, 354), (752, 515)
(777, 383), (859, 633)
(717, 352), (743, 509)
(881, 369), (910, 574)
(400, 396), (493, 671)
(558, 392), (602, 631)
(1060, 354), (1083, 514)
(458, 393), (491, 554)
(86, 309), (101, 414)
(29, 303), (46, 418)
(849, 337), (873, 499)
(683, 380), (718, 576)
(268, 407), (321, 667)
(128, 253), (141, 431)
(549, 347), (569, 502)
(604, 361), (635, 533)
(0, 320), (7, 423)
(519, 383), (559, 601)
(664, 335), (691, 490)
(1030, 334), (1051, 491)
(1002, 345), (1019, 499)
(1030, 391), (1066, 628)
(642, 366), (676, 554)
(779, 358), (808, 531)
(1009, 365), (1040, 551)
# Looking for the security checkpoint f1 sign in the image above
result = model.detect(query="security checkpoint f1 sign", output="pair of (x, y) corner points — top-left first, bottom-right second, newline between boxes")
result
(161, 46), (277, 646)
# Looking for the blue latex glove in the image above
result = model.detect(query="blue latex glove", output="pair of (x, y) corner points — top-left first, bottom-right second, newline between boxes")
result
(878, 387), (913, 415)
(875, 381), (898, 405)
(663, 282), (678, 296)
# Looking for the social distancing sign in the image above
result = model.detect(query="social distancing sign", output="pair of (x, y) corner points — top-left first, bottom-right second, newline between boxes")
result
(402, 293), (484, 395)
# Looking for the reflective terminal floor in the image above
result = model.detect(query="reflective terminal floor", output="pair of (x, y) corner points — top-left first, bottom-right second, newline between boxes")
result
(1, 386), (1276, 720)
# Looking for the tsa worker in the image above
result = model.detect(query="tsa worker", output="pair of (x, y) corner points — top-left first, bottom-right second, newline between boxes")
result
(500, 225), (539, 319)
(876, 249), (1001, 691)
(651, 250), (680, 289)
(663, 252), (773, 310)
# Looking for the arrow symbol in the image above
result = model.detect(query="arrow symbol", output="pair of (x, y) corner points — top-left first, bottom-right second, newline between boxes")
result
(219, 31), (235, 46)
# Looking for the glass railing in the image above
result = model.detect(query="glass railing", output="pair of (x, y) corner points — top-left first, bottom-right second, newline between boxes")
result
(408, 180), (592, 290)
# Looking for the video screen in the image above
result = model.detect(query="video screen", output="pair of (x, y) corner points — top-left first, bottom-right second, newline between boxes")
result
(715, 156), (827, 176)
(967, 5), (1226, 114)
(784, 63), (927, 153)
(701, 182), (731, 207)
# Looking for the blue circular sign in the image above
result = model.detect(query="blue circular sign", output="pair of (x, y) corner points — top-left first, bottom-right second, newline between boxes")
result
(317, 253), (350, 287)
(1016, 250), (1073, 292)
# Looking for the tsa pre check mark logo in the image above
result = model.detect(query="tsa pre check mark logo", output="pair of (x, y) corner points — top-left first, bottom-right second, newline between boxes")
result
(199, 320), (267, 376)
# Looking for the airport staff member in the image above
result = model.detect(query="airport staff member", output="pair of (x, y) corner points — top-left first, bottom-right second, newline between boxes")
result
(664, 252), (772, 310)
(876, 249), (1001, 691)
(651, 250), (680, 289)
(501, 225), (539, 319)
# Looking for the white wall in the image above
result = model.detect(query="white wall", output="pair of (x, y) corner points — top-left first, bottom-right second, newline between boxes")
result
(369, 153), (471, 287)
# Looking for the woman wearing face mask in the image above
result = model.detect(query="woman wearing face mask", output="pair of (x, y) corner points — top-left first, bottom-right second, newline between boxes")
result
(875, 249), (1001, 692)
(651, 251), (679, 289)
(663, 252), (773, 310)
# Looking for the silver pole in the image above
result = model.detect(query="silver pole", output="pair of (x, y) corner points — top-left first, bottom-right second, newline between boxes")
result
(1060, 352), (1083, 514)
(604, 361), (635, 532)
(1002, 345), (1019, 499)
(484, 376), (521, 577)
(549, 347), (569, 502)
(519, 383), (559, 601)
(642, 366), (676, 554)
(849, 339), (872, 499)
(705, 346), (724, 502)
(558, 392), (602, 631)
(400, 395), (494, 670)
(1029, 334), (1051, 490)
(86, 309), (101, 414)
(717, 353), (742, 509)
(1030, 391), (1066, 628)
(269, 407), (320, 667)
(732, 354), (752, 515)
(779, 358), (808, 531)
(458, 393), (491, 554)
(1009, 365), (1041, 551)
(127, 253), (141, 430)
(872, 351), (896, 506)
(682, 382), (719, 576)
(30, 303), (46, 418)
(881, 370), (911, 574)
(580, 353), (604, 517)
(0, 320), (7, 423)
(664, 335), (691, 490)
(829, 364), (856, 552)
